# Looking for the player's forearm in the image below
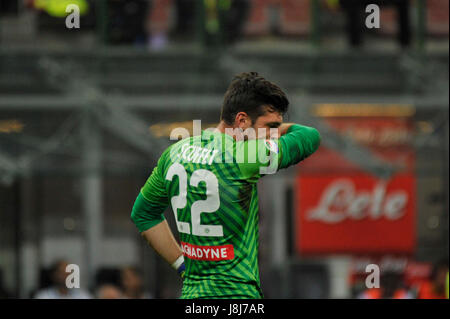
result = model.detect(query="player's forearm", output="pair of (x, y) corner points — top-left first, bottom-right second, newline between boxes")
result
(279, 124), (321, 169)
(131, 183), (185, 276)
(141, 220), (183, 265)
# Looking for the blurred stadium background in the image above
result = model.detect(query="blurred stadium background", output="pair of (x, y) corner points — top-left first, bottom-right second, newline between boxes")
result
(0, 0), (448, 299)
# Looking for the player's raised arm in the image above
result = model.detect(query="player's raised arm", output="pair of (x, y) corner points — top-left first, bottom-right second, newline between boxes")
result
(277, 123), (321, 170)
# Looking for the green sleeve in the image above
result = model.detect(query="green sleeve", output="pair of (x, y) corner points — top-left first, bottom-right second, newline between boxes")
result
(279, 124), (321, 170)
(233, 124), (320, 179)
(131, 159), (169, 233)
(236, 138), (281, 180)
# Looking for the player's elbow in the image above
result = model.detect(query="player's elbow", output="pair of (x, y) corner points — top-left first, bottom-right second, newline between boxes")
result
(130, 207), (141, 230)
(309, 127), (321, 152)
(301, 126), (321, 154)
(130, 205), (149, 234)
(130, 207), (138, 224)
(130, 196), (143, 226)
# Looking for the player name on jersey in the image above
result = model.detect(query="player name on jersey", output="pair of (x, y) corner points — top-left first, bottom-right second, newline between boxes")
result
(176, 143), (219, 165)
(181, 242), (235, 261)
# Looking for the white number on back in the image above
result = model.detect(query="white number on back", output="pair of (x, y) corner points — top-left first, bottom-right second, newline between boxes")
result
(165, 163), (191, 234)
(165, 163), (223, 237)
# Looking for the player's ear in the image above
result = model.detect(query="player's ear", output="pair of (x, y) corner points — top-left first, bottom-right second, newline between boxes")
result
(235, 112), (251, 129)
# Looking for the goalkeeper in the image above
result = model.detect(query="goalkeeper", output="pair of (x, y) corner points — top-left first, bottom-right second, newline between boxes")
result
(131, 72), (321, 299)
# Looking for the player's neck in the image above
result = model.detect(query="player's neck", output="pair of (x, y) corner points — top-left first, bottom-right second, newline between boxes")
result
(217, 121), (255, 141)
(217, 121), (236, 136)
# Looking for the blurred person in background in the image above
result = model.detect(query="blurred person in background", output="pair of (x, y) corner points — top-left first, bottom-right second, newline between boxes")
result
(202, 0), (250, 47)
(173, 0), (196, 39)
(223, 0), (250, 45)
(27, 0), (90, 16)
(34, 260), (92, 299)
(27, 0), (150, 45)
(336, 0), (411, 47)
(359, 271), (414, 299)
(416, 259), (449, 299)
(96, 284), (123, 299)
(120, 266), (153, 299)
(26, 0), (94, 32)
(106, 0), (151, 45)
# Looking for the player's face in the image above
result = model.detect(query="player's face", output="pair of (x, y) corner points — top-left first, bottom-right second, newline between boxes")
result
(252, 108), (283, 139)
(233, 105), (283, 140)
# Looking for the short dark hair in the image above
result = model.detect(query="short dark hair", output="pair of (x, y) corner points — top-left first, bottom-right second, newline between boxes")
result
(220, 72), (289, 125)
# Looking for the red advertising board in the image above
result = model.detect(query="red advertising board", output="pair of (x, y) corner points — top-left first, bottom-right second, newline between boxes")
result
(297, 173), (416, 254)
(296, 111), (416, 255)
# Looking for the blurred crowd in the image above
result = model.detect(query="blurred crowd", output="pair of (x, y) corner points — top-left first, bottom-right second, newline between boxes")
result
(5, 0), (439, 49)
(0, 258), (448, 299)
(354, 259), (449, 299)
(20, 0), (250, 47)
(0, 260), (153, 299)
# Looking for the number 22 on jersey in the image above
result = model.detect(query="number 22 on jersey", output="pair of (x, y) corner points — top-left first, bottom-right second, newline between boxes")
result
(165, 163), (223, 237)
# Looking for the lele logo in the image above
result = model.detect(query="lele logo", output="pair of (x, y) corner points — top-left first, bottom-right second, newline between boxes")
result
(307, 179), (408, 223)
(297, 174), (415, 254)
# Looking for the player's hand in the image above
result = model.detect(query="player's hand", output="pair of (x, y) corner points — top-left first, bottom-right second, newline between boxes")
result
(278, 123), (296, 137)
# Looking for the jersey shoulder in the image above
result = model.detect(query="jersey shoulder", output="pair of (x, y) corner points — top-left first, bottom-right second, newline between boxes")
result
(157, 136), (196, 170)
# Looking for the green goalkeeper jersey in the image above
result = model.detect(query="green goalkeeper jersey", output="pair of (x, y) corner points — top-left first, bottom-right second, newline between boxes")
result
(131, 125), (320, 299)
